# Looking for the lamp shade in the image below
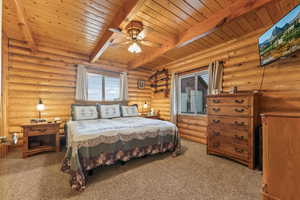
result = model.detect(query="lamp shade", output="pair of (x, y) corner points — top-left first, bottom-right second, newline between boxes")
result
(143, 102), (148, 109)
(36, 99), (45, 111)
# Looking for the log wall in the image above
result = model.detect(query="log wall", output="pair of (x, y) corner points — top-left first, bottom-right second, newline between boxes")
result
(3, 38), (151, 138)
(153, 28), (300, 144)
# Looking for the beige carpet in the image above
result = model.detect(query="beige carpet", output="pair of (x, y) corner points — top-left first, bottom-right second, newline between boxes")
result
(0, 140), (261, 200)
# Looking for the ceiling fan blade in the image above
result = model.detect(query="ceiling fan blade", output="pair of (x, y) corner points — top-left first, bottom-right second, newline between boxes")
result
(109, 27), (122, 33)
(140, 40), (161, 48)
(110, 41), (132, 47)
(109, 28), (127, 36)
(137, 31), (145, 40)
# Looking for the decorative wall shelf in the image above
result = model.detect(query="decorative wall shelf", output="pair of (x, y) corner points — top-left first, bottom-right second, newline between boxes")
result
(149, 69), (169, 97)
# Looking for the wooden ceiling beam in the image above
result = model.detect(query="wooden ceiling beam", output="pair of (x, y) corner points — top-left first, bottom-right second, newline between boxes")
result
(89, 0), (146, 63)
(12, 0), (37, 52)
(128, 0), (273, 69)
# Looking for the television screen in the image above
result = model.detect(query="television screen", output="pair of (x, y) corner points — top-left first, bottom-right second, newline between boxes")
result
(259, 4), (300, 66)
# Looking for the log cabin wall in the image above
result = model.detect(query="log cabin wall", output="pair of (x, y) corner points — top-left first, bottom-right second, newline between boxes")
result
(3, 38), (151, 139)
(152, 28), (300, 144)
(128, 69), (152, 112)
(151, 78), (171, 121)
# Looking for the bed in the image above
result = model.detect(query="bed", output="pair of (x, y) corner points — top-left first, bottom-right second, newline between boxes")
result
(61, 106), (181, 191)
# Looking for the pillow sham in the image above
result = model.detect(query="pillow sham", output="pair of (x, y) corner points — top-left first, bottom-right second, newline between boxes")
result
(121, 105), (139, 117)
(71, 104), (98, 121)
(99, 104), (121, 119)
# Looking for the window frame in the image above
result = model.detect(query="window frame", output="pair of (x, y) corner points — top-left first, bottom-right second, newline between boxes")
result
(178, 70), (208, 116)
(87, 72), (121, 102)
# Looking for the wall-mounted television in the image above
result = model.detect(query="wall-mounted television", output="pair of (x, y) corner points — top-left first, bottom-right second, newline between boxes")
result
(259, 4), (300, 66)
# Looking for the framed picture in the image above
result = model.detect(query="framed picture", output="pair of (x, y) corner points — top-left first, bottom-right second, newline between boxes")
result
(137, 80), (145, 89)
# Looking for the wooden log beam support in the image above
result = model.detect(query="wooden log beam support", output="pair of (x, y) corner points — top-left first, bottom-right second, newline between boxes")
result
(128, 0), (273, 69)
(89, 0), (146, 63)
(12, 0), (37, 52)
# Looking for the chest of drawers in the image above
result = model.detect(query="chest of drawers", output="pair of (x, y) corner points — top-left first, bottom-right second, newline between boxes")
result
(207, 93), (259, 169)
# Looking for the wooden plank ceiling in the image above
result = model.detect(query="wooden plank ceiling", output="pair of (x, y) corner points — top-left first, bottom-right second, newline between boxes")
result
(4, 0), (299, 69)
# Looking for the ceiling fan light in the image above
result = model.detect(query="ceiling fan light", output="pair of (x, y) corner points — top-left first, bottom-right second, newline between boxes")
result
(128, 42), (142, 54)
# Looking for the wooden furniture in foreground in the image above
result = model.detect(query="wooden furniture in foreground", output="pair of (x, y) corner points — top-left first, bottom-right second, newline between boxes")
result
(207, 92), (259, 169)
(21, 123), (61, 158)
(261, 112), (300, 200)
(0, 143), (9, 158)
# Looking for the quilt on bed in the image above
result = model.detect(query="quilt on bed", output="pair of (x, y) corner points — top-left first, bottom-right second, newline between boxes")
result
(61, 117), (181, 191)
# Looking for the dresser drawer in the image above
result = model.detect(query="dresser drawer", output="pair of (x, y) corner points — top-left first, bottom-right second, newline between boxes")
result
(208, 96), (249, 106)
(208, 106), (250, 116)
(208, 126), (248, 144)
(208, 136), (248, 160)
(208, 116), (249, 128)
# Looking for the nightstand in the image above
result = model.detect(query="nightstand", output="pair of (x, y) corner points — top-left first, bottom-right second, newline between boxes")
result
(21, 123), (61, 158)
(142, 115), (160, 120)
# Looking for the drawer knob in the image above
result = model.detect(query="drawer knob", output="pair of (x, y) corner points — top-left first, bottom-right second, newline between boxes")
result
(234, 108), (245, 113)
(234, 121), (245, 126)
(234, 147), (244, 153)
(212, 142), (220, 148)
(234, 135), (245, 141)
(212, 99), (220, 103)
(212, 119), (220, 124)
(235, 99), (245, 104)
(212, 108), (221, 112)
(212, 131), (220, 137)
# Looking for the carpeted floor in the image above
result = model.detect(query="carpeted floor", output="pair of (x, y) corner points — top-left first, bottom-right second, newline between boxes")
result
(0, 139), (261, 200)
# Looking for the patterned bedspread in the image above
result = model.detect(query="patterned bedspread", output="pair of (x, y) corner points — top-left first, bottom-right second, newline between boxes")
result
(61, 117), (181, 191)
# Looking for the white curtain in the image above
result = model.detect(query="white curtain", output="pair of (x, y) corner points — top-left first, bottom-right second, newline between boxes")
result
(170, 73), (179, 124)
(120, 72), (128, 101)
(208, 61), (223, 95)
(75, 64), (88, 100)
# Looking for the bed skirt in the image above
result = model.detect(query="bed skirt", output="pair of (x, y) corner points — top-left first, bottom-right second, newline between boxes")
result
(62, 140), (180, 191)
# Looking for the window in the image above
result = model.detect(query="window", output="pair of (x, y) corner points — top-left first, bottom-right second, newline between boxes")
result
(87, 73), (120, 101)
(179, 70), (208, 115)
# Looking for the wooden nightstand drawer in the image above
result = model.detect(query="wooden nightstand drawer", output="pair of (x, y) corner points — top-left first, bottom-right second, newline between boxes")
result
(28, 126), (58, 136)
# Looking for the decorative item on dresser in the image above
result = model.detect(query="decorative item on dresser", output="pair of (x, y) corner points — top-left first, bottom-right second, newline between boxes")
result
(261, 112), (300, 200)
(207, 92), (260, 169)
(21, 122), (61, 158)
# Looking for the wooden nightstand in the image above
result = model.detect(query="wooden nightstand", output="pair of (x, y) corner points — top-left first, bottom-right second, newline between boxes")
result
(21, 123), (61, 158)
(142, 115), (160, 120)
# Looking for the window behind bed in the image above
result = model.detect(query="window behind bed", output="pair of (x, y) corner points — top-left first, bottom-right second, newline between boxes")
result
(87, 73), (121, 101)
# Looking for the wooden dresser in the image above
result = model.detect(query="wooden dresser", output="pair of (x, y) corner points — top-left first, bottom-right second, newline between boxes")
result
(207, 93), (259, 169)
(261, 113), (300, 200)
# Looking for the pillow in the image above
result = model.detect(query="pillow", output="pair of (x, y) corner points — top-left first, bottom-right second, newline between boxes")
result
(121, 105), (139, 117)
(99, 104), (121, 119)
(71, 105), (98, 121)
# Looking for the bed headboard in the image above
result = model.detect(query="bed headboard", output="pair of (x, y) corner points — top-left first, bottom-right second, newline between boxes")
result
(74, 100), (128, 106)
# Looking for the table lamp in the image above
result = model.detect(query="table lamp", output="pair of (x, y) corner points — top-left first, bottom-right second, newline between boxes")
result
(143, 102), (148, 114)
(36, 98), (45, 121)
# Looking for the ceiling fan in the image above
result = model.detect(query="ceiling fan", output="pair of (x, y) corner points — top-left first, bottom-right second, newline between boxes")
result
(109, 20), (161, 54)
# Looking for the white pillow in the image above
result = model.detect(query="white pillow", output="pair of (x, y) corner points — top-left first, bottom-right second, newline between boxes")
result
(100, 104), (121, 119)
(121, 106), (139, 117)
(72, 105), (98, 121)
